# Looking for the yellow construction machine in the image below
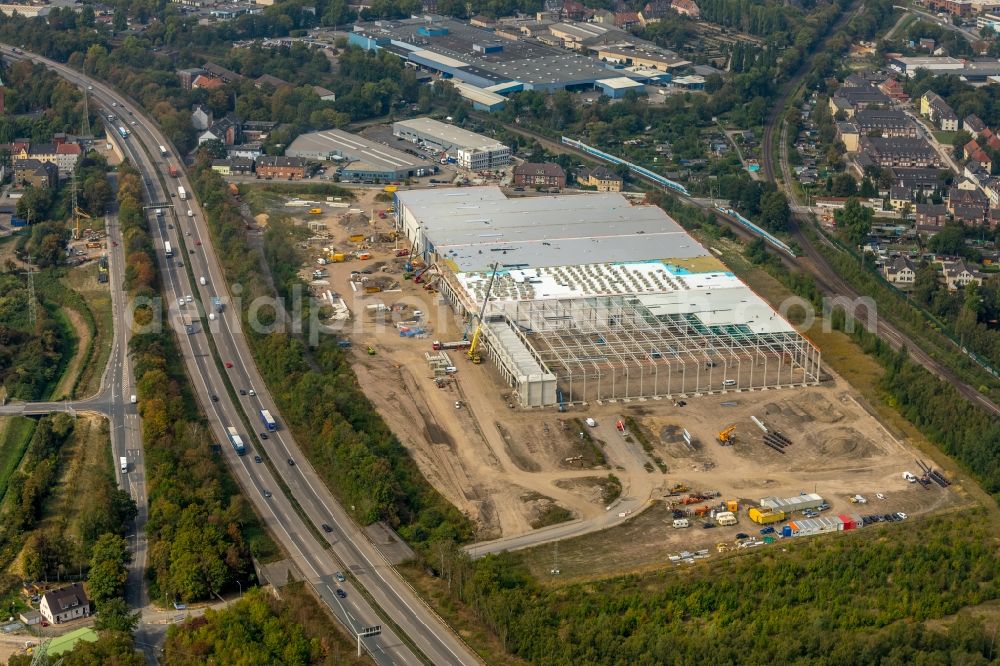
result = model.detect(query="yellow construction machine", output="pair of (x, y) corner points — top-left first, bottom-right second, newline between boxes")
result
(717, 425), (736, 445)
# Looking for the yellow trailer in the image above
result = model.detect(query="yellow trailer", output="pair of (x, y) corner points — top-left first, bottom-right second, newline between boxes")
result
(308, 207), (323, 214)
(349, 234), (365, 243)
(330, 253), (346, 262)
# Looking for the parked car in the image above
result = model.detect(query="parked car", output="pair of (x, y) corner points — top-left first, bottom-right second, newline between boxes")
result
(735, 533), (749, 540)
(760, 526), (775, 535)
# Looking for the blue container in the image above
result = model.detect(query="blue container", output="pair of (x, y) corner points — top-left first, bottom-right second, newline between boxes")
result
(782, 525), (793, 538)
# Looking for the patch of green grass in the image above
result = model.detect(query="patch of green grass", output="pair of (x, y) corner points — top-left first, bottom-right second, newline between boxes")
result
(0, 416), (37, 503)
(933, 130), (958, 146)
(530, 504), (573, 529)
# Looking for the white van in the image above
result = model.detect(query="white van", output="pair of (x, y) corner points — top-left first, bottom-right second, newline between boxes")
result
(200, 276), (207, 286)
(130, 394), (137, 404)
(412, 310), (423, 319)
(723, 379), (736, 387)
(672, 518), (690, 529)
(585, 417), (597, 427)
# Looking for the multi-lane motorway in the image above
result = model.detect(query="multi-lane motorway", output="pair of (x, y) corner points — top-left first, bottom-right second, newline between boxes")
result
(1, 46), (480, 666)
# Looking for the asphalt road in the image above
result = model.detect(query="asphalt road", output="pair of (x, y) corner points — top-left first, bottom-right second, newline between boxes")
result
(2, 45), (481, 666)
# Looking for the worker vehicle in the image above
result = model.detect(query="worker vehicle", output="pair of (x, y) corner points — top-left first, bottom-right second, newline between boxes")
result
(177, 186), (187, 200)
(120, 456), (128, 473)
(718, 426), (736, 445)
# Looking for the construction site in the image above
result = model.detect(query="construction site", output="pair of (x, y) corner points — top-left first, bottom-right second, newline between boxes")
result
(278, 184), (961, 556)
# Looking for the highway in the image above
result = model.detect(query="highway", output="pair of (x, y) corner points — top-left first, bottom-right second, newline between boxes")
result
(2, 46), (481, 666)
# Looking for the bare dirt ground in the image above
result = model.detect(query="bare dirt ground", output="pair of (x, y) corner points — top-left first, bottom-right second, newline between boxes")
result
(278, 184), (964, 546)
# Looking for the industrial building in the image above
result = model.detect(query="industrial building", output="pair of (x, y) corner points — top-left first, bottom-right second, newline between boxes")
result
(393, 187), (822, 407)
(285, 129), (434, 181)
(348, 16), (640, 92)
(392, 118), (510, 170)
(596, 77), (647, 98)
(760, 493), (824, 514)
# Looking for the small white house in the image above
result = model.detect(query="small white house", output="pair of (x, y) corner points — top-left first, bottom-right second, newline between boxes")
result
(39, 584), (90, 625)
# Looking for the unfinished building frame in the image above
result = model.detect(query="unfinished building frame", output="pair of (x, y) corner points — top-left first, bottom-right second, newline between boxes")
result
(483, 296), (821, 405)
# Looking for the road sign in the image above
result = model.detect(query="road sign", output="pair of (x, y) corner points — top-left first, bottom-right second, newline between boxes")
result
(358, 625), (381, 638)
(357, 625), (382, 656)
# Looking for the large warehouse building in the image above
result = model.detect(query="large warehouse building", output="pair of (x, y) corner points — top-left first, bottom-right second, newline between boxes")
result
(393, 118), (510, 170)
(285, 129), (434, 181)
(394, 187), (822, 407)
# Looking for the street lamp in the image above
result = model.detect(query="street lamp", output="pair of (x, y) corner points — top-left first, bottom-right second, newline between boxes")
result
(236, 580), (242, 599)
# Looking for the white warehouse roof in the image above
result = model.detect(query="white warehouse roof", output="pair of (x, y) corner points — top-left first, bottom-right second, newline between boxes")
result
(393, 118), (506, 151)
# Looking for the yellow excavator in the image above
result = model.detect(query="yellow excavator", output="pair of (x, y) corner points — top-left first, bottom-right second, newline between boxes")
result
(718, 425), (736, 445)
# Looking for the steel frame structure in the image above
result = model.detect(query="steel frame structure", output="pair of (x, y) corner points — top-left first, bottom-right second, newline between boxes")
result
(502, 296), (821, 403)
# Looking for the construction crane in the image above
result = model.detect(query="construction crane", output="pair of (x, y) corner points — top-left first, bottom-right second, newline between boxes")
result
(466, 262), (500, 365)
(717, 425), (736, 445)
(73, 206), (91, 241)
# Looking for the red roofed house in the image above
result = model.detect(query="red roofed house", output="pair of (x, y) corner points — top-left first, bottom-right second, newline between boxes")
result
(670, 0), (700, 18)
(878, 78), (909, 102)
(614, 11), (641, 28)
(192, 75), (224, 91)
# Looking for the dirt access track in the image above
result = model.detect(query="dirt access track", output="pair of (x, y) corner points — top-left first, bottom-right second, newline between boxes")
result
(294, 185), (961, 544)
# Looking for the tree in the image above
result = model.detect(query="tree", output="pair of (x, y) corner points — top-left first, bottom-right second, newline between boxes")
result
(758, 190), (791, 232)
(88, 533), (130, 604)
(831, 173), (858, 197)
(94, 598), (141, 633)
(928, 222), (969, 257)
(834, 198), (873, 245)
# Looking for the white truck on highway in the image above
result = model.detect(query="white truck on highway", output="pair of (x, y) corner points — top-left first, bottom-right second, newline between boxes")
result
(178, 186), (187, 200)
(120, 456), (128, 473)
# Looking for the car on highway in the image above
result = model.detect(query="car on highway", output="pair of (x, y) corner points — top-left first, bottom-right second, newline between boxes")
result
(254, 455), (262, 463)
(112, 241), (118, 246)
(259, 432), (269, 440)
(335, 589), (347, 599)
(225, 362), (233, 368)
(211, 394), (219, 402)
(248, 389), (256, 396)
(185, 294), (193, 303)
(177, 298), (184, 307)
(239, 389), (247, 395)
(263, 490), (272, 498)
(335, 571), (346, 582)
(322, 524), (333, 533)
(287, 458), (295, 466)
(87, 85), (93, 90)
(111, 101), (117, 107)
(195, 240), (202, 246)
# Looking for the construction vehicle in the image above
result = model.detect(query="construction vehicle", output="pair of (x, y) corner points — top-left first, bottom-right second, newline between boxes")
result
(718, 425), (736, 445)
(467, 262), (500, 364)
(309, 208), (323, 215)
(367, 345), (376, 355)
(670, 483), (689, 494)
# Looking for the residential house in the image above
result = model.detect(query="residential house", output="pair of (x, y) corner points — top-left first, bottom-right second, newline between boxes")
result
(858, 136), (940, 168)
(39, 584), (90, 625)
(952, 202), (986, 225)
(228, 143), (264, 160)
(940, 260), (982, 290)
(919, 37), (936, 51)
(987, 134), (1000, 151)
(211, 159), (232, 176)
(639, 0), (670, 24)
(963, 113), (987, 136)
(255, 74), (293, 90)
(829, 85), (891, 118)
(577, 165), (623, 192)
(192, 75), (224, 91)
(983, 177), (1000, 206)
(964, 162), (992, 187)
(989, 208), (1000, 229)
(889, 185), (911, 210)
(890, 167), (946, 195)
(836, 122), (860, 151)
(177, 67), (207, 90)
(915, 202), (949, 230)
(198, 117), (239, 146)
(256, 155), (307, 179)
(851, 109), (917, 138)
(883, 256), (917, 286)
(878, 78), (909, 102)
(948, 186), (989, 212)
(670, 0), (699, 18)
(13, 159), (58, 188)
(191, 104), (212, 131)
(613, 11), (640, 28)
(12, 140), (81, 178)
(920, 91), (959, 131)
(313, 85), (336, 102)
(513, 162), (567, 188)
(202, 62), (243, 83)
(228, 157), (254, 175)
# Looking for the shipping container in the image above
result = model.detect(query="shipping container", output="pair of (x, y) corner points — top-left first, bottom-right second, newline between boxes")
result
(748, 507), (786, 524)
